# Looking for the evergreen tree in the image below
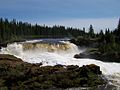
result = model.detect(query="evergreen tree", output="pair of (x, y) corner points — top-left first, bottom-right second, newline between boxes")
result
(117, 18), (120, 41)
(0, 17), (85, 43)
(99, 30), (104, 36)
(113, 18), (120, 36)
(117, 18), (120, 33)
(88, 25), (94, 38)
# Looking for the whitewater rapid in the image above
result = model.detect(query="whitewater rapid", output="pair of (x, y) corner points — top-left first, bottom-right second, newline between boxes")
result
(0, 39), (120, 89)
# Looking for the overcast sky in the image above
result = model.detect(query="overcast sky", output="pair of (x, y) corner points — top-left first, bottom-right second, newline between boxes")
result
(0, 0), (120, 32)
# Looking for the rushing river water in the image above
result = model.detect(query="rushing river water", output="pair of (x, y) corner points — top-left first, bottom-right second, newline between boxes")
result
(0, 39), (120, 89)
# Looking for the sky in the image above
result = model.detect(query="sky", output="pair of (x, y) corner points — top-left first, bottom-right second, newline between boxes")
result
(0, 0), (120, 32)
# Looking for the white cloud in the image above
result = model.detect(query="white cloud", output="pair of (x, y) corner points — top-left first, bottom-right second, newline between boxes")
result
(38, 17), (118, 33)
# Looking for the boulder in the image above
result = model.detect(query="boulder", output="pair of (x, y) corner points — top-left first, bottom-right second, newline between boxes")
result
(74, 54), (81, 59)
(87, 64), (102, 74)
(0, 43), (7, 48)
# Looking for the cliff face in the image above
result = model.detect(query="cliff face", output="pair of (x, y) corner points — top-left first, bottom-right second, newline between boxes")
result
(0, 54), (105, 90)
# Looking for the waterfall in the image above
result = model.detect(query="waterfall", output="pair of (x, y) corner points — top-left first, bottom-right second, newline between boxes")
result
(0, 39), (120, 89)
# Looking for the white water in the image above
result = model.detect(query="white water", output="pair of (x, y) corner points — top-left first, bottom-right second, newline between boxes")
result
(0, 39), (120, 89)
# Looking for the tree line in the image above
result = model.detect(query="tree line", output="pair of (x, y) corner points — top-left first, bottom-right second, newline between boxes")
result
(0, 17), (120, 50)
(0, 18), (85, 43)
(97, 18), (120, 53)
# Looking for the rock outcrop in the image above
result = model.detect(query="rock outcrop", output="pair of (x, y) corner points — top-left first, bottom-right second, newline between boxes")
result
(0, 54), (105, 90)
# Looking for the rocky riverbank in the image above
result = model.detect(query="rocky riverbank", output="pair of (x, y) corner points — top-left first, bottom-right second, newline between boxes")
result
(0, 54), (107, 90)
(74, 48), (120, 62)
(70, 37), (120, 63)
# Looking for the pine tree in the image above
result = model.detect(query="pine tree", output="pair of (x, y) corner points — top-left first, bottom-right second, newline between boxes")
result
(99, 30), (104, 36)
(118, 18), (120, 32)
(89, 25), (94, 38)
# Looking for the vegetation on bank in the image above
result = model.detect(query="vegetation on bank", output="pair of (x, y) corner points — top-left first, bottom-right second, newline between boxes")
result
(0, 54), (105, 90)
(0, 18), (85, 43)
(71, 18), (120, 62)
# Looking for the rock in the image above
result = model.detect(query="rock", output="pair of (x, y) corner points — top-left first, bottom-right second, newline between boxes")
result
(0, 43), (7, 48)
(87, 64), (102, 74)
(54, 64), (64, 68)
(0, 54), (23, 65)
(74, 52), (91, 59)
(0, 43), (7, 49)
(66, 65), (79, 70)
(74, 54), (81, 59)
(79, 65), (89, 77)
(32, 63), (43, 67)
(0, 54), (105, 89)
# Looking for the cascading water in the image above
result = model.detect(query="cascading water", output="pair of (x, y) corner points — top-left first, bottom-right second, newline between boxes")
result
(0, 39), (120, 89)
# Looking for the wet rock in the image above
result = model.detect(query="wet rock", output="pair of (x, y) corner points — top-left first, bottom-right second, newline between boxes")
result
(87, 64), (102, 74)
(74, 54), (81, 59)
(54, 64), (64, 68)
(32, 63), (43, 67)
(0, 54), (105, 89)
(0, 43), (7, 50)
(0, 43), (7, 48)
(66, 65), (79, 70)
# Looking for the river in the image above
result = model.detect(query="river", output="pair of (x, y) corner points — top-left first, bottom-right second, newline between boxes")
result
(0, 39), (120, 89)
